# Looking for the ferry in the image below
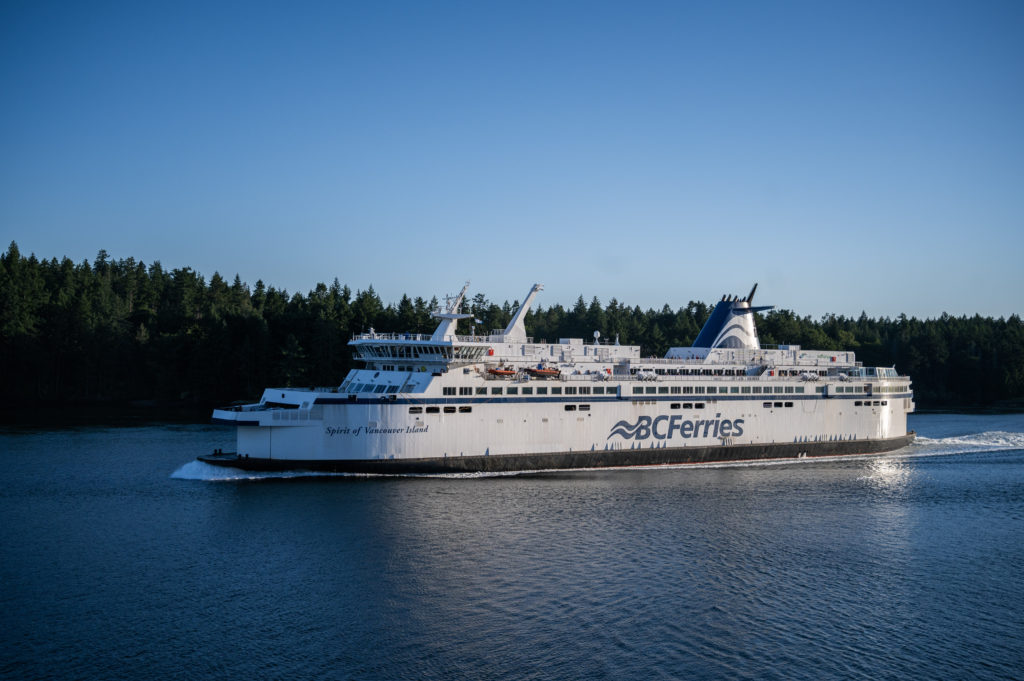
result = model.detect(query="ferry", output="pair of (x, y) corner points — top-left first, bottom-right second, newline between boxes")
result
(199, 283), (915, 473)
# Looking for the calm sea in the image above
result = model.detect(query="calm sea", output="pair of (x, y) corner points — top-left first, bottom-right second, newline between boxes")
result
(2, 413), (1023, 681)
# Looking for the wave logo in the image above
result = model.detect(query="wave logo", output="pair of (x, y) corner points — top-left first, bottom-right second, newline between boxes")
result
(608, 416), (653, 440)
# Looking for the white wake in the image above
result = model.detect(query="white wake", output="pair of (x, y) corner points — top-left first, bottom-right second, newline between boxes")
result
(909, 430), (1024, 456)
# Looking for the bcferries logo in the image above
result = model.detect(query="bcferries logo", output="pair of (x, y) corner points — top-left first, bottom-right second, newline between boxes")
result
(608, 414), (744, 441)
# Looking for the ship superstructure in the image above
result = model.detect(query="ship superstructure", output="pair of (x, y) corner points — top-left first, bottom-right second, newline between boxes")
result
(201, 283), (914, 473)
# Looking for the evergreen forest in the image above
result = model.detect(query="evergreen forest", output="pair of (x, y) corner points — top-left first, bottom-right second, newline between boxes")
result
(2, 243), (1022, 412)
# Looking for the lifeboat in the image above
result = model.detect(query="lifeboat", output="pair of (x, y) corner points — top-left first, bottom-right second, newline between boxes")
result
(488, 367), (517, 377)
(525, 366), (560, 378)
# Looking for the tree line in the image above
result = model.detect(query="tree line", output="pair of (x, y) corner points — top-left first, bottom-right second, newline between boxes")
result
(2, 242), (1022, 410)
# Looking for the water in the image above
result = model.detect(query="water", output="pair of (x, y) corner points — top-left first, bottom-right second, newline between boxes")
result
(2, 414), (1023, 680)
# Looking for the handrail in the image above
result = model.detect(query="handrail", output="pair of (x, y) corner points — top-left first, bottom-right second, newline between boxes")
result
(351, 332), (436, 342)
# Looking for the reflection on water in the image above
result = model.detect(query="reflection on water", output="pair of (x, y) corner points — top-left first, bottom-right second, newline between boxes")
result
(1, 414), (1023, 680)
(861, 456), (913, 492)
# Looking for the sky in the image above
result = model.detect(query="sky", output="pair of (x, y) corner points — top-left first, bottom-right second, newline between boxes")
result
(2, 0), (1022, 320)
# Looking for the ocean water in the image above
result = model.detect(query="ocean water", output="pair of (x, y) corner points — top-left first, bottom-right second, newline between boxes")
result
(1, 413), (1023, 680)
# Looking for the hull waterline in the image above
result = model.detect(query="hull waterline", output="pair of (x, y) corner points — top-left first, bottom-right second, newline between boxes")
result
(197, 431), (915, 475)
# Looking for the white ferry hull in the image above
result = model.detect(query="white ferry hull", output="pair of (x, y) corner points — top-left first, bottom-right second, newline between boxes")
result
(202, 392), (915, 474)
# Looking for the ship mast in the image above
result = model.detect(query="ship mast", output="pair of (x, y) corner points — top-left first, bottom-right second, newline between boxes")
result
(499, 283), (544, 342)
(430, 281), (473, 341)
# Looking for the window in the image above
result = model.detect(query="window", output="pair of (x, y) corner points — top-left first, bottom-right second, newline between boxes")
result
(426, 406), (439, 413)
(695, 386), (705, 394)
(706, 386), (716, 394)
(763, 402), (772, 408)
(633, 386), (644, 394)
(671, 386), (681, 394)
(795, 387), (804, 394)
(522, 387), (533, 395)
(683, 386), (694, 394)
(537, 387), (548, 395)
(443, 387), (456, 396)
(741, 387), (751, 394)
(730, 387), (739, 394)
(593, 387), (605, 395)
(507, 387), (518, 395)
(374, 385), (387, 393)
(784, 387), (794, 394)
(564, 404), (576, 411)
(551, 387), (563, 395)
(459, 406), (472, 413)
(444, 406), (456, 413)
(658, 387), (669, 394)
(579, 387), (591, 395)
(695, 403), (705, 409)
(579, 404), (590, 411)
(491, 387), (503, 395)
(476, 387), (487, 395)
(881, 400), (888, 406)
(855, 401), (862, 406)
(683, 403), (693, 409)
(752, 387), (762, 393)
(670, 403), (680, 410)
(459, 387), (472, 396)
(409, 407), (423, 414)
(645, 387), (656, 394)
(785, 402), (793, 408)
(774, 402), (783, 408)
(565, 387), (577, 395)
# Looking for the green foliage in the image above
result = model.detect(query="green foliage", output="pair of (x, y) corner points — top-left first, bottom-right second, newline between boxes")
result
(1, 241), (1022, 409)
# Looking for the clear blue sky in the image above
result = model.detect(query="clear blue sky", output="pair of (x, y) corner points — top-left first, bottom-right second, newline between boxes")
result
(2, 0), (1022, 320)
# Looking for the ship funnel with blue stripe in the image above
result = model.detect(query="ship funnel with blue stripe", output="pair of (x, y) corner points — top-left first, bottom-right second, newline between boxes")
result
(691, 284), (773, 350)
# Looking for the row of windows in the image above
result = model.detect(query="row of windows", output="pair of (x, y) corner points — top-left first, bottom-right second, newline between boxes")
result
(634, 368), (744, 376)
(410, 400), (895, 414)
(409, 406), (474, 414)
(632, 385), (805, 395)
(449, 385), (621, 396)
(626, 399), (708, 409)
(349, 383), (401, 394)
(409, 404), (599, 415)
(442, 384), (814, 397)
(410, 403), (716, 414)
